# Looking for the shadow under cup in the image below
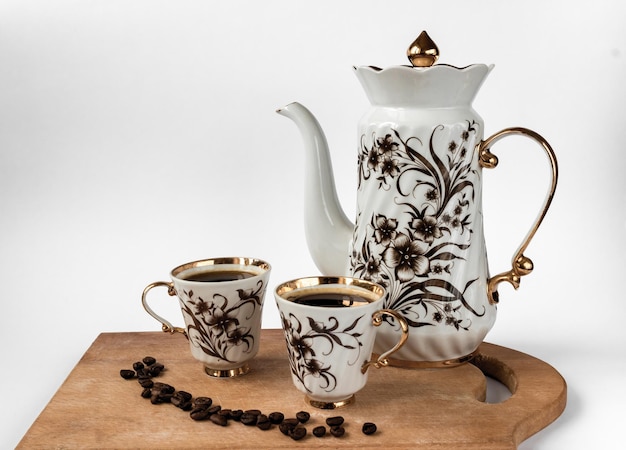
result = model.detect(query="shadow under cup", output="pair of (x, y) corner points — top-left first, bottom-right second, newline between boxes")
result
(142, 257), (271, 378)
(275, 276), (407, 409)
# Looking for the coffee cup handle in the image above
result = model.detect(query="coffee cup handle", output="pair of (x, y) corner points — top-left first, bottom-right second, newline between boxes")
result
(361, 309), (409, 373)
(141, 281), (187, 336)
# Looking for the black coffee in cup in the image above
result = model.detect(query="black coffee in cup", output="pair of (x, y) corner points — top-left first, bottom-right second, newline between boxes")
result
(181, 270), (256, 283)
(291, 292), (370, 308)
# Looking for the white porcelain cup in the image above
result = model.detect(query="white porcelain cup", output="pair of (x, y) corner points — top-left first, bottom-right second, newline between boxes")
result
(274, 276), (408, 409)
(142, 257), (271, 377)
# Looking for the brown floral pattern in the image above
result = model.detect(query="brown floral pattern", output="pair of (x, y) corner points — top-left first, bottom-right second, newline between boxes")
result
(180, 280), (265, 362)
(351, 123), (486, 330)
(279, 311), (365, 394)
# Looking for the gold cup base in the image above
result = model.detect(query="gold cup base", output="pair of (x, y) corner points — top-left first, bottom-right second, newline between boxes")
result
(305, 394), (355, 409)
(204, 363), (250, 378)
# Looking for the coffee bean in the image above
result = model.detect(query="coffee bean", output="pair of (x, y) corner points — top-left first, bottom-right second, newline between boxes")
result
(279, 422), (295, 435)
(210, 413), (228, 426)
(240, 412), (258, 425)
(159, 392), (174, 403)
(190, 407), (212, 421)
(138, 378), (154, 388)
(133, 361), (145, 372)
(289, 427), (307, 441)
(244, 409), (262, 416)
(171, 391), (192, 408)
(193, 397), (213, 408)
(175, 390), (192, 402)
(256, 414), (271, 430)
(330, 426), (345, 437)
(206, 405), (221, 415)
(312, 425), (326, 437)
(149, 363), (164, 377)
(362, 422), (377, 435)
(325, 416), (344, 427)
(140, 387), (152, 399)
(218, 409), (232, 419)
(152, 382), (175, 395)
(178, 401), (192, 411)
(268, 412), (284, 424)
(142, 356), (157, 366)
(120, 369), (135, 379)
(229, 409), (243, 421)
(296, 411), (310, 423)
(282, 418), (299, 428)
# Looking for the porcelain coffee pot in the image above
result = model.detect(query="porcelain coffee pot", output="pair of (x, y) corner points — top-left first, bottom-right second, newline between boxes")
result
(277, 32), (558, 367)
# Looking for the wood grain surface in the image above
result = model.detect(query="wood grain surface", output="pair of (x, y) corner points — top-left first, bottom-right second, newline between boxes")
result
(18, 330), (566, 449)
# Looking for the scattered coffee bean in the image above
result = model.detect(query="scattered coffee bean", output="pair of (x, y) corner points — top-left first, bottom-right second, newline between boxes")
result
(268, 412), (284, 424)
(175, 400), (192, 411)
(149, 363), (165, 377)
(289, 427), (307, 441)
(207, 405), (221, 415)
(218, 409), (232, 419)
(193, 397), (213, 408)
(171, 391), (192, 408)
(325, 416), (344, 427)
(362, 422), (377, 435)
(138, 378), (154, 388)
(142, 356), (157, 366)
(296, 411), (310, 423)
(240, 412), (258, 426)
(152, 382), (175, 395)
(176, 390), (192, 402)
(120, 369), (135, 379)
(229, 409), (243, 421)
(282, 418), (299, 428)
(210, 413), (228, 426)
(190, 407), (212, 421)
(279, 422), (295, 436)
(256, 414), (271, 430)
(123, 357), (382, 441)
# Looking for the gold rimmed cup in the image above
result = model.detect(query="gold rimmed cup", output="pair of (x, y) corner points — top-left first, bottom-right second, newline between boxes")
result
(142, 257), (271, 378)
(275, 276), (408, 408)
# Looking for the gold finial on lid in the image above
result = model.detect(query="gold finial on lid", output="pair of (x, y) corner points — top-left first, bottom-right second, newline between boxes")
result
(407, 31), (439, 67)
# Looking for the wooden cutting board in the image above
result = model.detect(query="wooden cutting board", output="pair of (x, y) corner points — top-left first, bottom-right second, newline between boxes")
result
(17, 330), (566, 449)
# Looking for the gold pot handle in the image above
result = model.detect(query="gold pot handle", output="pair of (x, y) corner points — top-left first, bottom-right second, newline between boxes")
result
(141, 281), (187, 335)
(479, 127), (558, 305)
(361, 309), (409, 373)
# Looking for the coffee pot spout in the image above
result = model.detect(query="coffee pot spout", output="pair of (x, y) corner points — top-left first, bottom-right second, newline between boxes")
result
(276, 102), (353, 275)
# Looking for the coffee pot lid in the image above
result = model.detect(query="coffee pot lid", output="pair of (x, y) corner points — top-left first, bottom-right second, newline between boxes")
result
(353, 31), (493, 107)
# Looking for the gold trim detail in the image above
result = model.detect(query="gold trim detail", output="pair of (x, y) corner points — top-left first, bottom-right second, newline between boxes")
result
(141, 281), (187, 335)
(378, 351), (477, 369)
(362, 309), (409, 373)
(306, 394), (355, 409)
(479, 127), (558, 304)
(407, 31), (439, 67)
(204, 363), (250, 378)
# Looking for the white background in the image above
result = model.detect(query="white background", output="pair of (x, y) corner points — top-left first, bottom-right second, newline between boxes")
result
(1, 0), (624, 448)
